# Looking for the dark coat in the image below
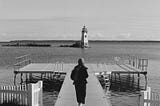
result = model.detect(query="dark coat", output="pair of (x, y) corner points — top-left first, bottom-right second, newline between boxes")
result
(71, 64), (89, 104)
(71, 65), (89, 84)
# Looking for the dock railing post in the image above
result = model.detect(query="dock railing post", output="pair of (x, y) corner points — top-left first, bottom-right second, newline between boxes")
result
(138, 59), (148, 71)
(135, 57), (138, 68)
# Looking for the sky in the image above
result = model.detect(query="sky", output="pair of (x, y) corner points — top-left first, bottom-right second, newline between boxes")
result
(0, 0), (160, 41)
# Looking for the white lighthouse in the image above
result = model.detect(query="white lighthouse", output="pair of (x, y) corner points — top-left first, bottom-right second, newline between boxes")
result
(81, 26), (89, 48)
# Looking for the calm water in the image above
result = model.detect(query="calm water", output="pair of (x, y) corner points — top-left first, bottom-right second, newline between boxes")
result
(0, 41), (160, 106)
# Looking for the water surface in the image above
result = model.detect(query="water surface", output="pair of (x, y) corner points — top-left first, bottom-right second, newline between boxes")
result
(0, 41), (160, 106)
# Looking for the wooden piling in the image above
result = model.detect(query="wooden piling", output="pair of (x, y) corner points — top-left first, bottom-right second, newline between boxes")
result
(14, 73), (17, 85)
(137, 73), (140, 90)
(145, 74), (147, 90)
(132, 74), (134, 88)
(29, 73), (32, 82)
(118, 73), (121, 91)
(25, 73), (28, 84)
(20, 73), (23, 84)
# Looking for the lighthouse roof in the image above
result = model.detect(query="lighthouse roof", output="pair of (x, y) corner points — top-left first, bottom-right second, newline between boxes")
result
(82, 26), (88, 33)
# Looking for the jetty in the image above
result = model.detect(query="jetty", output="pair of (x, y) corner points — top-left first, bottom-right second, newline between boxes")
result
(12, 54), (149, 106)
(55, 70), (111, 106)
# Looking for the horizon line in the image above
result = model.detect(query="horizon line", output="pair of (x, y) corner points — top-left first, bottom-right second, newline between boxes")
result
(1, 39), (160, 43)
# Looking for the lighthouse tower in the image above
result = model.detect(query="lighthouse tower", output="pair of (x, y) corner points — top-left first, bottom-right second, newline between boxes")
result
(81, 26), (89, 48)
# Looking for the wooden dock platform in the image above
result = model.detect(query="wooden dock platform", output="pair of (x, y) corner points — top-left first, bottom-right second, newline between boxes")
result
(14, 63), (147, 105)
(14, 63), (147, 74)
(14, 63), (147, 88)
(14, 63), (65, 73)
(13, 55), (149, 105)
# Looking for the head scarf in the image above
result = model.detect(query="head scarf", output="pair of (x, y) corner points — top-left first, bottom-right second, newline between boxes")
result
(78, 58), (85, 66)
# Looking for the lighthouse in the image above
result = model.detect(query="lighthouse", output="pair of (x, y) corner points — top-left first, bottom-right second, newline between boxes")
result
(81, 26), (89, 48)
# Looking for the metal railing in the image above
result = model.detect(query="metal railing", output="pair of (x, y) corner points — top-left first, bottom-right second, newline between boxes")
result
(14, 54), (31, 71)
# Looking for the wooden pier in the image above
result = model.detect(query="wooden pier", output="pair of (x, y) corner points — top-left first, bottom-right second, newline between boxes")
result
(55, 72), (111, 106)
(13, 55), (148, 106)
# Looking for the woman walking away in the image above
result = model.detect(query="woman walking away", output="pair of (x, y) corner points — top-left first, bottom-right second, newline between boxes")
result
(71, 58), (89, 106)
